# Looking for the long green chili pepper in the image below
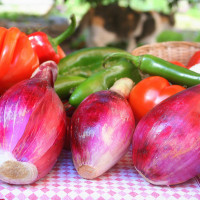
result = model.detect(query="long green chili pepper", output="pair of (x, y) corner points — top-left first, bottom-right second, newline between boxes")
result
(58, 47), (125, 77)
(104, 52), (200, 87)
(55, 75), (86, 100)
(69, 58), (141, 107)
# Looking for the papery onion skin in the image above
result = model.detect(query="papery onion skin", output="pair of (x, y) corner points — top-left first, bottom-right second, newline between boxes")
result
(132, 84), (200, 186)
(71, 89), (135, 179)
(0, 61), (66, 185)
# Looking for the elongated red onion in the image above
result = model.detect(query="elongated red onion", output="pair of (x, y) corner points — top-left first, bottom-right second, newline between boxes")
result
(63, 101), (76, 150)
(132, 84), (200, 186)
(71, 78), (135, 179)
(0, 61), (66, 185)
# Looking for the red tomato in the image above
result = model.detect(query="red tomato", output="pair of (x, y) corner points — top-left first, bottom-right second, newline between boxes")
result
(187, 51), (200, 68)
(170, 60), (187, 68)
(128, 76), (185, 122)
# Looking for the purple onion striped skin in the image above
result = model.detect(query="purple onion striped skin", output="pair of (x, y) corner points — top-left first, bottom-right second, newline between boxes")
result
(71, 90), (135, 179)
(0, 61), (66, 185)
(132, 84), (200, 186)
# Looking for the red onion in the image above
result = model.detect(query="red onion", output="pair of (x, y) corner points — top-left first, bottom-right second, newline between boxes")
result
(71, 78), (135, 179)
(63, 101), (76, 150)
(132, 84), (200, 186)
(0, 61), (66, 185)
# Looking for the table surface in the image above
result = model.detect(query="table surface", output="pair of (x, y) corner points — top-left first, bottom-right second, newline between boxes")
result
(0, 148), (200, 200)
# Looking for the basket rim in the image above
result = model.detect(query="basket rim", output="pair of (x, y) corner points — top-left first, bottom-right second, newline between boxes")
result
(132, 41), (200, 54)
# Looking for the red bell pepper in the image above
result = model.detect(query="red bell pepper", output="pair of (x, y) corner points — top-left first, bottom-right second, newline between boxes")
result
(28, 15), (76, 64)
(0, 27), (39, 94)
(128, 76), (185, 122)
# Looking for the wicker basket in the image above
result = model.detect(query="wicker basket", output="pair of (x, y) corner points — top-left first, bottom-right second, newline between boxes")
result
(131, 41), (200, 66)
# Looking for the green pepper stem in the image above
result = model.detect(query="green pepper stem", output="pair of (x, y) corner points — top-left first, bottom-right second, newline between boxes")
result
(53, 14), (76, 45)
(103, 52), (142, 68)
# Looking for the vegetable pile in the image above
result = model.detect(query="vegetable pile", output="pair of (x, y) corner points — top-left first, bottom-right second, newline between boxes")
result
(0, 20), (200, 186)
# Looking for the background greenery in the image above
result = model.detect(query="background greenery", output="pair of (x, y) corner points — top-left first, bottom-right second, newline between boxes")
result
(0, 0), (200, 43)
(53, 0), (200, 21)
(53, 0), (200, 42)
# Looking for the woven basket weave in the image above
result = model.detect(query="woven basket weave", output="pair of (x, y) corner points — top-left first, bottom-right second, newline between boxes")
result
(131, 41), (200, 66)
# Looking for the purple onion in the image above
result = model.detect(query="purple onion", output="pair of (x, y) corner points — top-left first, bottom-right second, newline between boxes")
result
(0, 61), (66, 185)
(71, 78), (135, 179)
(133, 84), (200, 186)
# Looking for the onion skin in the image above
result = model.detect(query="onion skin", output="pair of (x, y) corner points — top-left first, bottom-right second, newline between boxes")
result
(71, 89), (135, 179)
(63, 101), (76, 150)
(132, 84), (200, 186)
(0, 61), (66, 185)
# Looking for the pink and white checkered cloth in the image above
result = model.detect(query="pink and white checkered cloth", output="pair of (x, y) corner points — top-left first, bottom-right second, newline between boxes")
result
(0, 149), (200, 200)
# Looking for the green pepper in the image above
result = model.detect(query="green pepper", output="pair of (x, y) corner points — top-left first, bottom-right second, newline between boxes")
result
(58, 47), (125, 77)
(69, 58), (141, 107)
(104, 52), (200, 87)
(55, 75), (86, 100)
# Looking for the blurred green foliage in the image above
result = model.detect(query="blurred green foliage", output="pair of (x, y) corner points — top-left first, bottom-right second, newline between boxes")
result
(194, 32), (200, 42)
(75, 0), (199, 10)
(156, 30), (200, 43)
(54, 0), (200, 21)
(156, 30), (184, 42)
(1, 0), (200, 45)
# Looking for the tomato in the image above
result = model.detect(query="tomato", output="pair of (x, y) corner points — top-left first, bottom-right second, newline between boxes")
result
(128, 76), (186, 122)
(187, 51), (200, 68)
(170, 60), (187, 68)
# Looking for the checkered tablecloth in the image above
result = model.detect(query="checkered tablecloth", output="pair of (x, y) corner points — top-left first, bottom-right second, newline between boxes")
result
(0, 148), (200, 200)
